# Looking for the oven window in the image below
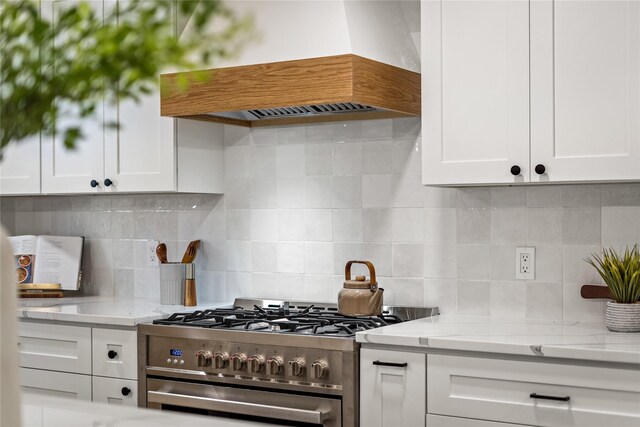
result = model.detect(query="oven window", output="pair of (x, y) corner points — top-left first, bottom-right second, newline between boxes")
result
(161, 404), (322, 426)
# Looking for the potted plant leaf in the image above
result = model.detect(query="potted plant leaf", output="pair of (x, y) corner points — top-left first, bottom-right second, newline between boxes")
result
(586, 245), (640, 332)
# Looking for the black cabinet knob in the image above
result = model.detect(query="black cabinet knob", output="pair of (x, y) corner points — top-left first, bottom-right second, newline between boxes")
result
(90, 179), (99, 188)
(104, 178), (113, 187)
(121, 387), (131, 396)
(510, 165), (521, 176)
(535, 164), (546, 175)
(108, 350), (118, 359)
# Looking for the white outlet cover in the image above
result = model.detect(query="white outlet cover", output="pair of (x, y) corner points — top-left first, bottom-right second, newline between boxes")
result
(147, 240), (159, 267)
(515, 247), (535, 280)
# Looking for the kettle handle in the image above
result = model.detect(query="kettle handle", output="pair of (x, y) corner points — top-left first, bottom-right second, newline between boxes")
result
(345, 260), (377, 286)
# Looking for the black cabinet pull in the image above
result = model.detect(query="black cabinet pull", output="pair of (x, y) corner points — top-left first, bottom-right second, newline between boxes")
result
(104, 178), (113, 187)
(510, 165), (521, 176)
(108, 350), (118, 359)
(90, 179), (99, 188)
(372, 361), (408, 368)
(534, 164), (546, 175)
(530, 393), (570, 402)
(121, 387), (131, 396)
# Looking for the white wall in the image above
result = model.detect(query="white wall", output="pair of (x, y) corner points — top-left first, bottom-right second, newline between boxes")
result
(2, 117), (640, 322)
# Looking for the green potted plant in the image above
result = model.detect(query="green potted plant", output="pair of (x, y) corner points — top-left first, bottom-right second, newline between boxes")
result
(587, 245), (640, 332)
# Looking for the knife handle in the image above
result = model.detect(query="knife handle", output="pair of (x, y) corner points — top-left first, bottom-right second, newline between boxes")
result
(184, 278), (197, 306)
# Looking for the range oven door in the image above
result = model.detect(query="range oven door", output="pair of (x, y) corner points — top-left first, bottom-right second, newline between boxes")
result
(147, 378), (342, 426)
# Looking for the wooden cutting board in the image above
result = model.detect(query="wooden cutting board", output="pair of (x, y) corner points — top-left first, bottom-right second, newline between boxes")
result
(580, 285), (613, 300)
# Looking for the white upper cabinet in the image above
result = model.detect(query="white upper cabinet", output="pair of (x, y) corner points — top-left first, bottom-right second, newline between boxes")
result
(530, 0), (640, 182)
(30, 0), (223, 195)
(422, 0), (530, 185)
(423, 0), (640, 185)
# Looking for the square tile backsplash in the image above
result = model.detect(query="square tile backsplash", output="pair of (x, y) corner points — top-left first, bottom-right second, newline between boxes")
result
(2, 117), (640, 322)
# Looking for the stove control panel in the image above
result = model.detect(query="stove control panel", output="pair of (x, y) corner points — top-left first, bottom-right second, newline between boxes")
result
(149, 337), (346, 389)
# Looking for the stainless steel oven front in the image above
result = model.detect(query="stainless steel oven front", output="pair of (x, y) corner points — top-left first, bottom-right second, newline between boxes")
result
(138, 324), (359, 427)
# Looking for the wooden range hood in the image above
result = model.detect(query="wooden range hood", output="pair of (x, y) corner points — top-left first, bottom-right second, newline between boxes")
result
(160, 54), (421, 127)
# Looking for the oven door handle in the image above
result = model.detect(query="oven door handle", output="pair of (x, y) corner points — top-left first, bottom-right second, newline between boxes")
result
(147, 390), (331, 424)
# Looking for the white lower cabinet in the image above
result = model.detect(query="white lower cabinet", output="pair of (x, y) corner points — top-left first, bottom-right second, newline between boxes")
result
(427, 415), (527, 427)
(20, 368), (92, 401)
(360, 348), (426, 427)
(18, 321), (138, 403)
(427, 354), (640, 427)
(92, 376), (138, 406)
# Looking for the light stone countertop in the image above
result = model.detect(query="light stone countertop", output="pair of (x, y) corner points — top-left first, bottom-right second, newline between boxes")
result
(356, 314), (640, 365)
(16, 296), (232, 326)
(21, 392), (278, 427)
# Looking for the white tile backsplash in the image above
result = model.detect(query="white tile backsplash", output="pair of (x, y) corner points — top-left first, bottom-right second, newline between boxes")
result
(4, 118), (640, 321)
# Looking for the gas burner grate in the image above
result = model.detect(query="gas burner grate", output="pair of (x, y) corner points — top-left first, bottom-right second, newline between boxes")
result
(153, 306), (404, 336)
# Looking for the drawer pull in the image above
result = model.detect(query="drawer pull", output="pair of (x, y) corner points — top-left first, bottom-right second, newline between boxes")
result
(372, 361), (408, 368)
(530, 393), (570, 402)
(108, 350), (118, 360)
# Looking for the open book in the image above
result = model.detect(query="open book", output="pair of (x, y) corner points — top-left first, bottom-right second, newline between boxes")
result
(8, 235), (84, 291)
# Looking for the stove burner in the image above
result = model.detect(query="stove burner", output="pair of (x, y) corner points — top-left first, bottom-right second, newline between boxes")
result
(153, 306), (403, 337)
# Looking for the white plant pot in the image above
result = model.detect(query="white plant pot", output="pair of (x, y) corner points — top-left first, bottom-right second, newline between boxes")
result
(604, 301), (640, 333)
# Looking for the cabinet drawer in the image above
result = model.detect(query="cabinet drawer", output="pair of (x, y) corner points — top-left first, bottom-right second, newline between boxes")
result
(20, 368), (92, 400)
(92, 328), (138, 380)
(428, 354), (640, 427)
(427, 414), (530, 427)
(361, 348), (425, 427)
(18, 322), (91, 374)
(92, 376), (138, 406)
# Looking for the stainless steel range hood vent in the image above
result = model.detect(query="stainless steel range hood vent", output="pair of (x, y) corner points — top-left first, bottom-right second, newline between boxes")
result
(210, 102), (381, 122)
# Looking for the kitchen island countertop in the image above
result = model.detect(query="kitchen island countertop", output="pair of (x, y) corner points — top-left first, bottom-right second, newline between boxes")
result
(356, 314), (640, 365)
(17, 296), (232, 326)
(22, 392), (278, 427)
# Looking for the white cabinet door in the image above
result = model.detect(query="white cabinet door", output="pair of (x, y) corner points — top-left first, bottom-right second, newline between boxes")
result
(0, 136), (41, 195)
(360, 348), (426, 427)
(92, 376), (138, 406)
(18, 322), (92, 374)
(530, 0), (640, 182)
(41, 0), (106, 194)
(92, 328), (138, 380)
(422, 0), (530, 185)
(20, 368), (92, 400)
(103, 89), (175, 192)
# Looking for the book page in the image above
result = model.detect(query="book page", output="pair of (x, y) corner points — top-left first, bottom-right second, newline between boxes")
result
(33, 236), (84, 290)
(8, 235), (37, 255)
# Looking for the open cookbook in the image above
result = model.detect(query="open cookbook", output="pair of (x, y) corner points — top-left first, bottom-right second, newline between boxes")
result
(8, 235), (84, 291)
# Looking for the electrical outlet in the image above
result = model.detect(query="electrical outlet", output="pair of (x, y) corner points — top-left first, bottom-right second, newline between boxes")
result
(147, 240), (159, 267)
(516, 247), (535, 280)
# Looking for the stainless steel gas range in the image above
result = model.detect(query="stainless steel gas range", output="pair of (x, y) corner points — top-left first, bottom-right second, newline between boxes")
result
(138, 298), (438, 426)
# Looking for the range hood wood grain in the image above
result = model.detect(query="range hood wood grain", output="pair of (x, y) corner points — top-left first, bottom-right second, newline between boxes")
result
(160, 54), (421, 127)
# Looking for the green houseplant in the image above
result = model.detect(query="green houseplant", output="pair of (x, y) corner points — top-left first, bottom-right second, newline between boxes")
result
(587, 245), (640, 332)
(1, 0), (252, 156)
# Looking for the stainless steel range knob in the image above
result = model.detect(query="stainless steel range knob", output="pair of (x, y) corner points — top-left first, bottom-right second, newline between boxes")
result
(195, 350), (212, 367)
(213, 351), (229, 369)
(266, 356), (283, 375)
(230, 353), (247, 371)
(247, 355), (265, 374)
(288, 357), (305, 377)
(311, 360), (328, 379)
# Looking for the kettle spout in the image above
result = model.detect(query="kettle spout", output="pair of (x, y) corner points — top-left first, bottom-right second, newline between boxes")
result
(368, 288), (384, 315)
